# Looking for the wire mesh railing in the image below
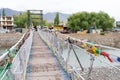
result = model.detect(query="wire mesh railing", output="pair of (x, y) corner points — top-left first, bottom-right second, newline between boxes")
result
(0, 30), (33, 80)
(38, 28), (120, 80)
(0, 31), (27, 80)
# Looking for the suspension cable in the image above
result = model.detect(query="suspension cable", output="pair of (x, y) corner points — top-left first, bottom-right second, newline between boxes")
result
(86, 54), (95, 80)
(68, 37), (84, 71)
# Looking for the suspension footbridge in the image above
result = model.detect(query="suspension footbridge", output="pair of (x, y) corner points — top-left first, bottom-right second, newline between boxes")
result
(0, 29), (120, 80)
(1, 10), (120, 80)
(26, 32), (67, 80)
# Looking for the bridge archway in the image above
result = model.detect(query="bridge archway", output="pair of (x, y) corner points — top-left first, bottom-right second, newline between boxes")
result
(27, 10), (43, 29)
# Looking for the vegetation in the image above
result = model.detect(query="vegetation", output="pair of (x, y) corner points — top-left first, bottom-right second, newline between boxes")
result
(116, 21), (120, 27)
(54, 12), (60, 26)
(43, 20), (53, 27)
(100, 32), (105, 35)
(2, 8), (6, 16)
(14, 12), (28, 28)
(116, 24), (120, 27)
(67, 11), (115, 32)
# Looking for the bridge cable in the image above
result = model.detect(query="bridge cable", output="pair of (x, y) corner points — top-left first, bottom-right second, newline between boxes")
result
(68, 37), (84, 71)
(86, 54), (95, 80)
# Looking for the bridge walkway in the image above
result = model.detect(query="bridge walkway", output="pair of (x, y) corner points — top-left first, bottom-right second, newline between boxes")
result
(26, 32), (66, 80)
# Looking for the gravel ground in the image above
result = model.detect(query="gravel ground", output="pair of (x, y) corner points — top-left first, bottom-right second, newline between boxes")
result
(0, 29), (28, 48)
(82, 66), (120, 80)
(0, 32), (22, 48)
(58, 32), (120, 48)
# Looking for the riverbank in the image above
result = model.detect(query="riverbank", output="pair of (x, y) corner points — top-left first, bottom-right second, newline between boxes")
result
(58, 32), (120, 48)
(0, 32), (22, 48)
(0, 28), (28, 48)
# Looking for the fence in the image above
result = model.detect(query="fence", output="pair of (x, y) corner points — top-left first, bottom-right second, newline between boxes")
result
(0, 30), (33, 80)
(38, 29), (120, 80)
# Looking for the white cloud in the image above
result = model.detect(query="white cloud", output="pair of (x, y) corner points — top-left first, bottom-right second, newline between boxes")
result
(0, 0), (120, 20)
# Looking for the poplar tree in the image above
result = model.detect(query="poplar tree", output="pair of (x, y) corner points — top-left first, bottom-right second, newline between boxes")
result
(2, 8), (6, 16)
(54, 12), (60, 26)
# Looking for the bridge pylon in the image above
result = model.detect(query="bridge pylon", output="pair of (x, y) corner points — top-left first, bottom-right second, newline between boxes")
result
(27, 10), (43, 29)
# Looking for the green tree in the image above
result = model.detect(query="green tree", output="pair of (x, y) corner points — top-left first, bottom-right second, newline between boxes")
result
(67, 11), (115, 32)
(14, 12), (28, 28)
(42, 20), (53, 27)
(67, 12), (90, 32)
(43, 20), (47, 26)
(116, 22), (120, 27)
(2, 8), (6, 16)
(54, 12), (60, 26)
(97, 11), (115, 31)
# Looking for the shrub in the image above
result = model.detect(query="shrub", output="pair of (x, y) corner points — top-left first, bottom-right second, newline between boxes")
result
(100, 32), (105, 35)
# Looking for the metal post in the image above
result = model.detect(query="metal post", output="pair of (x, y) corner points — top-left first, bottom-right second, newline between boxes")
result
(68, 38), (84, 71)
(27, 10), (30, 28)
(27, 10), (43, 29)
(40, 10), (43, 29)
(86, 54), (94, 80)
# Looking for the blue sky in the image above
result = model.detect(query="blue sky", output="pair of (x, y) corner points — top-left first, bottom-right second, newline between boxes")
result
(0, 0), (120, 20)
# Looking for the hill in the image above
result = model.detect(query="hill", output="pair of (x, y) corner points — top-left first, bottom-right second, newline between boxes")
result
(43, 12), (70, 23)
(0, 8), (71, 23)
(0, 8), (21, 16)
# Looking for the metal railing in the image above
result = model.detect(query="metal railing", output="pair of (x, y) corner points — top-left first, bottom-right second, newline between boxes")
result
(0, 31), (28, 80)
(0, 32), (26, 62)
(38, 29), (120, 80)
(0, 30), (33, 80)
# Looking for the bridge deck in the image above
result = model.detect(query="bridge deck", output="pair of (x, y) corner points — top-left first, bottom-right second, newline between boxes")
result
(26, 32), (66, 80)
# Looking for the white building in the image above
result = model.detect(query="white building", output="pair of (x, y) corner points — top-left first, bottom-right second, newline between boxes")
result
(0, 16), (14, 30)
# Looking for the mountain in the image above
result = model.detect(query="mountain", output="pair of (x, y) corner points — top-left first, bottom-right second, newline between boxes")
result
(43, 12), (71, 23)
(0, 8), (71, 23)
(0, 8), (21, 16)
